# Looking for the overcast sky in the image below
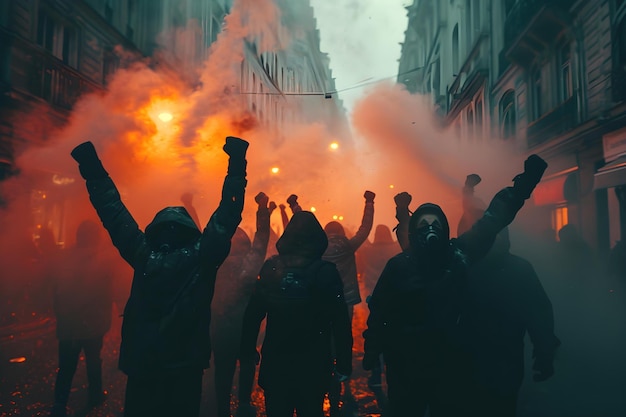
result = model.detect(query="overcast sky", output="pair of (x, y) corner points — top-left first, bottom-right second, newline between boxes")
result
(310, 0), (412, 114)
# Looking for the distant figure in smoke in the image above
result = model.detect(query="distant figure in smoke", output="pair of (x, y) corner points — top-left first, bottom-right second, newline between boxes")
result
(357, 223), (400, 408)
(49, 220), (114, 417)
(557, 224), (595, 283)
(240, 211), (352, 417)
(323, 190), (375, 416)
(363, 155), (548, 417)
(458, 174), (559, 417)
(70, 137), (248, 417)
(211, 192), (276, 417)
(456, 174), (486, 237)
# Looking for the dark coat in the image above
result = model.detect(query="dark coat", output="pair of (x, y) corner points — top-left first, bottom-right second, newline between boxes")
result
(365, 187), (528, 378)
(322, 201), (374, 305)
(83, 174), (245, 376)
(240, 211), (352, 392)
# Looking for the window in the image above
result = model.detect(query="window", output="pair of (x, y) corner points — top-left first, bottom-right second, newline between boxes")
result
(467, 108), (474, 141)
(473, 0), (481, 33)
(465, 0), (472, 48)
(552, 206), (569, 240)
(37, 11), (78, 67)
(500, 90), (516, 140)
(531, 66), (543, 120)
(475, 97), (483, 138)
(432, 59), (441, 93)
(452, 24), (459, 72)
(559, 43), (573, 102)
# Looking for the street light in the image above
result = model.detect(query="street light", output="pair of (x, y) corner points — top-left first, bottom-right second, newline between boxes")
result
(158, 112), (173, 122)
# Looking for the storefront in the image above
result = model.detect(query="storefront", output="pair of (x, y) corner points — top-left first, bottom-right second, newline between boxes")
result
(594, 127), (626, 248)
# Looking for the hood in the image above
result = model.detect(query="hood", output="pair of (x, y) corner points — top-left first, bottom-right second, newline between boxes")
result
(373, 224), (394, 244)
(324, 221), (346, 237)
(276, 211), (328, 259)
(145, 206), (201, 249)
(230, 227), (252, 257)
(408, 203), (450, 249)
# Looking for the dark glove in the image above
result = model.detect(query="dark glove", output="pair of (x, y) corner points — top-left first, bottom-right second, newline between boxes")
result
(70, 142), (108, 180)
(268, 201), (277, 213)
(362, 351), (380, 371)
(512, 154), (548, 200)
(394, 192), (412, 208)
(465, 174), (481, 188)
(364, 190), (376, 203)
(286, 194), (298, 207)
(224, 136), (248, 177)
(255, 192), (269, 208)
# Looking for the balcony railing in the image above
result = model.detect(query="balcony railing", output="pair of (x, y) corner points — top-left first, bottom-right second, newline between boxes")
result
(9, 39), (101, 110)
(527, 96), (578, 147)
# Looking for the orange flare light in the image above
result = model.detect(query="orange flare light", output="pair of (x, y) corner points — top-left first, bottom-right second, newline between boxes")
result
(329, 142), (339, 150)
(271, 167), (280, 174)
(9, 357), (26, 363)
(158, 112), (173, 122)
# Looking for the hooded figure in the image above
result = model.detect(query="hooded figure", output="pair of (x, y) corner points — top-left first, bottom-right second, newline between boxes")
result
(363, 155), (548, 417)
(240, 211), (352, 417)
(50, 220), (114, 417)
(211, 192), (275, 417)
(70, 137), (248, 417)
(323, 191), (374, 416)
(457, 176), (558, 417)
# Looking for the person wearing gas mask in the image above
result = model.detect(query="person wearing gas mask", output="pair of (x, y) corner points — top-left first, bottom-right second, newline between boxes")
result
(240, 211), (352, 417)
(457, 174), (559, 417)
(362, 155), (548, 417)
(211, 192), (276, 417)
(70, 136), (248, 417)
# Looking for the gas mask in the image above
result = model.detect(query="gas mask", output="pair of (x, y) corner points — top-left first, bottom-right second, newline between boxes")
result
(414, 222), (445, 253)
(408, 207), (449, 258)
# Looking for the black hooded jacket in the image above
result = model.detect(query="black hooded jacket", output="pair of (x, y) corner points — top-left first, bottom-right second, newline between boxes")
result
(83, 174), (245, 376)
(364, 186), (527, 369)
(240, 211), (353, 391)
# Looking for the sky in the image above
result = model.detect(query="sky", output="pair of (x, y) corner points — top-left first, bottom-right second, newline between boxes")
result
(310, 0), (412, 114)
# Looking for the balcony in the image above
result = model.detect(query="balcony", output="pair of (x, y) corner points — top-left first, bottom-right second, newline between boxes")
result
(9, 39), (101, 110)
(527, 96), (578, 147)
(503, 0), (574, 65)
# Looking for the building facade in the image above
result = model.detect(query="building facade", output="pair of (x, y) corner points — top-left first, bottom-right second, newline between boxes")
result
(0, 0), (346, 243)
(398, 0), (626, 253)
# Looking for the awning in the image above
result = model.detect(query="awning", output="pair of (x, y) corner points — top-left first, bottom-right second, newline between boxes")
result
(593, 154), (626, 190)
(533, 175), (568, 206)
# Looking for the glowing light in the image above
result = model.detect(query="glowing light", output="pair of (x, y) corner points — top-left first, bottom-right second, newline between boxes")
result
(158, 112), (173, 122)
(52, 174), (75, 186)
(333, 215), (338, 220)
(329, 142), (339, 150)
(271, 167), (280, 174)
(389, 184), (395, 189)
(338, 216), (344, 221)
(311, 207), (316, 212)
(9, 357), (26, 363)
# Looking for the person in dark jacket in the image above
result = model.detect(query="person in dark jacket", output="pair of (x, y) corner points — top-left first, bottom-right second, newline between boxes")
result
(49, 220), (114, 417)
(211, 192), (275, 417)
(363, 155), (548, 417)
(458, 175), (559, 417)
(323, 190), (375, 415)
(240, 211), (353, 417)
(70, 136), (248, 417)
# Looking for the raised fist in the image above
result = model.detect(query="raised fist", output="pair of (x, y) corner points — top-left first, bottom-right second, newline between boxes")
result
(286, 194), (298, 207)
(394, 192), (412, 208)
(255, 192), (269, 207)
(364, 190), (376, 203)
(465, 174), (481, 188)
(268, 201), (277, 213)
(223, 136), (249, 158)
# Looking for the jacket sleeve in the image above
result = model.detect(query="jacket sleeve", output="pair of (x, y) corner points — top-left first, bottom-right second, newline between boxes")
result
(242, 205), (271, 277)
(455, 187), (525, 265)
(363, 258), (394, 357)
(240, 263), (270, 359)
(322, 262), (353, 376)
(520, 262), (559, 367)
(200, 174), (246, 267)
(84, 177), (149, 268)
(395, 205), (410, 252)
(349, 201), (374, 252)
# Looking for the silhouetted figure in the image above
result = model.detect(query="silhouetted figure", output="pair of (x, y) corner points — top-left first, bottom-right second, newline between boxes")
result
(70, 137), (248, 417)
(240, 211), (352, 417)
(211, 192), (275, 417)
(323, 190), (375, 416)
(557, 224), (594, 282)
(49, 221), (114, 417)
(457, 175), (559, 417)
(357, 223), (400, 409)
(363, 155), (548, 417)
